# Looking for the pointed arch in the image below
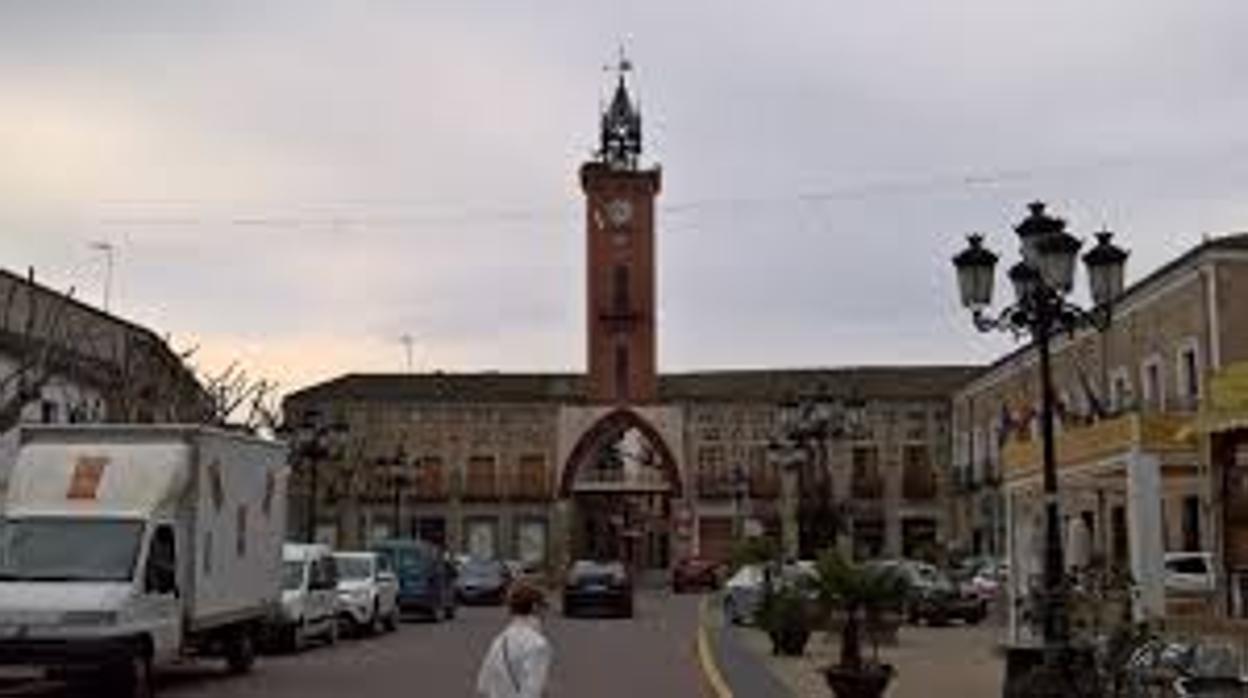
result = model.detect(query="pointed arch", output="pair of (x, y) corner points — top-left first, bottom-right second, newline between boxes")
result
(560, 408), (682, 497)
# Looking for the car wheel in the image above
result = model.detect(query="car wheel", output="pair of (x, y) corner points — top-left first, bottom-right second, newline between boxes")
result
(326, 617), (339, 644)
(367, 601), (382, 635)
(225, 627), (257, 674)
(383, 608), (399, 632)
(291, 621), (308, 652)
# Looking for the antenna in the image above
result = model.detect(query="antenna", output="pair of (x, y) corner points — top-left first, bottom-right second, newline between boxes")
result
(399, 334), (415, 373)
(89, 241), (116, 312)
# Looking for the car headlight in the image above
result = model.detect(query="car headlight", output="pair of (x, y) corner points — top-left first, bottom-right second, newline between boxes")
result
(340, 589), (369, 603)
(60, 610), (119, 626)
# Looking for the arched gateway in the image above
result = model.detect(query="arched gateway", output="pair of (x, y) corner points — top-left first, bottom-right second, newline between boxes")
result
(559, 408), (682, 570)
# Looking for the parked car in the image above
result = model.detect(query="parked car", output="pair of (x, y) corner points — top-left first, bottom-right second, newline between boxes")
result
(279, 543), (341, 649)
(562, 560), (634, 618)
(672, 557), (723, 593)
(372, 539), (458, 621)
(722, 562), (818, 626)
(873, 559), (986, 626)
(333, 551), (400, 636)
(958, 558), (1006, 603)
(1165, 551), (1216, 595)
(456, 558), (512, 606)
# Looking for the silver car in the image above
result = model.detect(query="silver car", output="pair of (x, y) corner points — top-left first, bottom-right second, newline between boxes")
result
(722, 562), (817, 625)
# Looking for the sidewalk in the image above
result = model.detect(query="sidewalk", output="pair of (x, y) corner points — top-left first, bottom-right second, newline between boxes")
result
(700, 597), (790, 698)
(719, 613), (1005, 697)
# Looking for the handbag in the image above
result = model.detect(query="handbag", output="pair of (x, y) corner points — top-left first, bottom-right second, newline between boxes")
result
(501, 635), (522, 694)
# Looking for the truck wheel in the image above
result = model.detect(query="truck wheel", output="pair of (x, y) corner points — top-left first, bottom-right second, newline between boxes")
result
(225, 628), (256, 674)
(290, 621), (308, 652)
(105, 651), (153, 698)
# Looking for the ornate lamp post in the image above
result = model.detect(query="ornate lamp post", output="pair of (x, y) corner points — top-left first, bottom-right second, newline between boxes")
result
(375, 443), (421, 539)
(284, 410), (349, 543)
(952, 201), (1128, 695)
(769, 393), (863, 558)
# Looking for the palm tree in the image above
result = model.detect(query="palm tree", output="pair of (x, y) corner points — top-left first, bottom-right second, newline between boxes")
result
(814, 551), (910, 697)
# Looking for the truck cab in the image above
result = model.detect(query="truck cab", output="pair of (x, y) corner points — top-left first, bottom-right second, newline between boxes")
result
(0, 426), (287, 697)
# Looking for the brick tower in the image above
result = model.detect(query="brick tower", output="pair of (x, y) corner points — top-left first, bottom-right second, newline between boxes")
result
(582, 59), (661, 404)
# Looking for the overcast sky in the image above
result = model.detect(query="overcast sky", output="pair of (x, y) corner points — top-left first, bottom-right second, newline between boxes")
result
(3, 2), (1247, 393)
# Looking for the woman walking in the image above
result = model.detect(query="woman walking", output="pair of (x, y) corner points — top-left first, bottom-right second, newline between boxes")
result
(476, 583), (552, 698)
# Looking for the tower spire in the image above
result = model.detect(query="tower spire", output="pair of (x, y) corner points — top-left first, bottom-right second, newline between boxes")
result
(598, 49), (642, 170)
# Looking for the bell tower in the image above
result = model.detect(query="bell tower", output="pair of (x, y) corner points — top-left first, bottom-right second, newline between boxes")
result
(581, 56), (661, 404)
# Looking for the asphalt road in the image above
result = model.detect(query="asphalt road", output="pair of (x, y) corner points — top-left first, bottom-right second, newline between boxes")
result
(0, 591), (705, 698)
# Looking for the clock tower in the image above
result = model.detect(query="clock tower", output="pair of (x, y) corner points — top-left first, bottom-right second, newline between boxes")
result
(581, 60), (661, 404)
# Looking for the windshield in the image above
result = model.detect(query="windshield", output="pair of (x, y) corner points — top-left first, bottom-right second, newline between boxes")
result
(0, 518), (144, 582)
(462, 559), (503, 580)
(282, 560), (307, 590)
(334, 556), (374, 581)
(375, 546), (431, 578)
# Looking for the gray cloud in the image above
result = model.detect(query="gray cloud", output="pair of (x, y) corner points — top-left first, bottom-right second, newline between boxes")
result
(2, 1), (1246, 390)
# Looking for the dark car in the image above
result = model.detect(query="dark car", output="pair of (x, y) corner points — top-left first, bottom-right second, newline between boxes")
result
(873, 559), (985, 626)
(672, 557), (722, 593)
(372, 539), (458, 621)
(456, 558), (512, 605)
(562, 560), (634, 618)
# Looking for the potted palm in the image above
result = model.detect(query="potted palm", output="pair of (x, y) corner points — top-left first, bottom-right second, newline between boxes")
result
(814, 551), (910, 698)
(756, 580), (816, 656)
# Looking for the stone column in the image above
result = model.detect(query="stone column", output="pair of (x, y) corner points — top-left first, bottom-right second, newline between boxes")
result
(780, 465), (800, 560)
(1127, 449), (1166, 621)
(1004, 487), (1018, 643)
(552, 499), (572, 571)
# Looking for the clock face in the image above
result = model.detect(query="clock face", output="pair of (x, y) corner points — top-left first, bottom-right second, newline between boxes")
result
(605, 198), (633, 227)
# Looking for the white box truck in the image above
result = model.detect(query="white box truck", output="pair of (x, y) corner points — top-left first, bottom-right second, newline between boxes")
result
(0, 425), (288, 697)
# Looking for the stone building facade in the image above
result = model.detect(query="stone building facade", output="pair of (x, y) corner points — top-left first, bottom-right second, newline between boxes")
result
(284, 367), (974, 570)
(948, 232), (1248, 617)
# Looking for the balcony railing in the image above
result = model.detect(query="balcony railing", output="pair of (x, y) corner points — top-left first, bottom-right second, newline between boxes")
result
(572, 466), (671, 492)
(696, 474), (736, 500)
(507, 470), (552, 501)
(852, 475), (884, 500)
(903, 470), (938, 501)
(413, 467), (447, 501)
(462, 470), (499, 501)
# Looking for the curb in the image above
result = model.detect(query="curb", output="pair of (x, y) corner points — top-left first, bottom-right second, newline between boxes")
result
(696, 595), (733, 698)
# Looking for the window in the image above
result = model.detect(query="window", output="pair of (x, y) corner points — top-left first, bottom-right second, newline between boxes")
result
(615, 345), (629, 400)
(40, 400), (58, 424)
(1141, 357), (1164, 411)
(236, 505), (248, 558)
(146, 525), (177, 595)
(1183, 495), (1201, 552)
(1177, 342), (1201, 407)
(1110, 368), (1132, 412)
(612, 265), (630, 313)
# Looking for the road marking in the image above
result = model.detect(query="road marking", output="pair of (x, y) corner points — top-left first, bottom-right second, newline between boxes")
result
(696, 596), (733, 698)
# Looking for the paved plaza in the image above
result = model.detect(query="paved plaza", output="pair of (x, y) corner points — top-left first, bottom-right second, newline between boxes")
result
(699, 594), (1007, 698)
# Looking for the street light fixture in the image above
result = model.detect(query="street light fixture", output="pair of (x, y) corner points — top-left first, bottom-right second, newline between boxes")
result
(279, 409), (349, 543)
(952, 201), (1128, 695)
(375, 443), (420, 538)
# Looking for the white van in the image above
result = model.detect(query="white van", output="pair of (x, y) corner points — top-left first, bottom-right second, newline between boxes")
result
(277, 543), (340, 650)
(0, 425), (287, 697)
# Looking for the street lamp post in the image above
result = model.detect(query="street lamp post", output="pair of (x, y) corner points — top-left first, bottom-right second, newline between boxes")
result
(376, 443), (420, 540)
(284, 410), (349, 544)
(953, 202), (1128, 695)
(768, 394), (861, 558)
